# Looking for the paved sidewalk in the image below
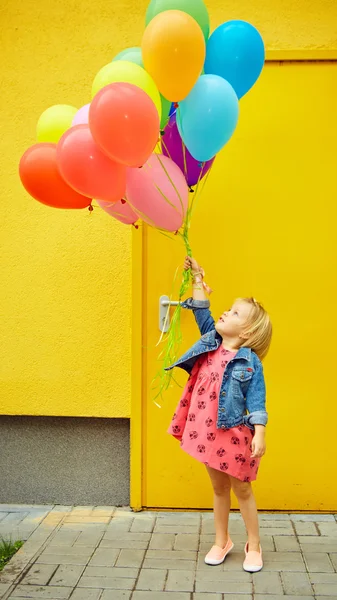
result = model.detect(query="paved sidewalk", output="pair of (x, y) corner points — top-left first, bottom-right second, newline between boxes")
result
(0, 506), (337, 599)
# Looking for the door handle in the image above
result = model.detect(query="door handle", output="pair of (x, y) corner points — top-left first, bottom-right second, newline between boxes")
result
(159, 295), (180, 332)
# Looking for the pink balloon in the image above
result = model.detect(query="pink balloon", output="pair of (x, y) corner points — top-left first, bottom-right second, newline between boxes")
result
(57, 125), (126, 202)
(126, 154), (188, 231)
(72, 104), (90, 126)
(97, 199), (138, 225)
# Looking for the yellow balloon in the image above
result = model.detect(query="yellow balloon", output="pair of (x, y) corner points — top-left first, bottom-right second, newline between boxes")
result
(92, 60), (161, 119)
(37, 105), (77, 143)
(142, 10), (206, 102)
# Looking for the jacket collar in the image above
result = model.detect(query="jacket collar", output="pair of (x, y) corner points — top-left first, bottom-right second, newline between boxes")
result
(213, 331), (251, 361)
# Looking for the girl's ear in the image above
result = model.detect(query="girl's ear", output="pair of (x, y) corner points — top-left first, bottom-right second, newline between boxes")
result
(239, 331), (249, 340)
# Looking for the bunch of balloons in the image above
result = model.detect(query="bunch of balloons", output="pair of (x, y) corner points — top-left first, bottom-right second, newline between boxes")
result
(19, 0), (265, 232)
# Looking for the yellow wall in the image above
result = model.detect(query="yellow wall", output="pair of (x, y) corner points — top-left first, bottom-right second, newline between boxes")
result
(1, 0), (337, 418)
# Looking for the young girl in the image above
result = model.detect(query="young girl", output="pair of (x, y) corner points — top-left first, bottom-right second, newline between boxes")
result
(167, 256), (272, 573)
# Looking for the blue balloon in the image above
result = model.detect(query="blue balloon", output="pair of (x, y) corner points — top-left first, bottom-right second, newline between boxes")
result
(204, 20), (265, 99)
(176, 75), (239, 162)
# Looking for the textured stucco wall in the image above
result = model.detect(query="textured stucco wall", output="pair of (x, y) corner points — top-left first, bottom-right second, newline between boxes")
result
(1, 0), (336, 418)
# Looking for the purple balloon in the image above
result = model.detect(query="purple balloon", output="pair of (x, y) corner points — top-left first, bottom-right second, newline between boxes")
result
(161, 113), (215, 187)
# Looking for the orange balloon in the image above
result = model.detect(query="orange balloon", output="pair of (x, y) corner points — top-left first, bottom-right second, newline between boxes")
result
(19, 143), (91, 209)
(142, 10), (205, 102)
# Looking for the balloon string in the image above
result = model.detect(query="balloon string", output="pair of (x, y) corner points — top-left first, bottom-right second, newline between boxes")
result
(151, 155), (215, 405)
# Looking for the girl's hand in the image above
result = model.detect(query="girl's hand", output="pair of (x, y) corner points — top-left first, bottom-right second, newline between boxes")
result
(251, 434), (266, 458)
(184, 256), (202, 275)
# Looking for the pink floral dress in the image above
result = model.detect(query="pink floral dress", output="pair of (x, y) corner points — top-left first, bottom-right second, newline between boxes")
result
(167, 344), (261, 482)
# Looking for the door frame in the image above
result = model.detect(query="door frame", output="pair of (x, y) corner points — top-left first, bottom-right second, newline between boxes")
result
(130, 49), (337, 511)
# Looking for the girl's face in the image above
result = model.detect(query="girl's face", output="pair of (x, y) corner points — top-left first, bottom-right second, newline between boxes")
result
(215, 300), (252, 339)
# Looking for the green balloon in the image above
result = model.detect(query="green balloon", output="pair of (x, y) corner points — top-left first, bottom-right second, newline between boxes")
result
(160, 95), (171, 130)
(145, 0), (210, 41)
(112, 47), (144, 68)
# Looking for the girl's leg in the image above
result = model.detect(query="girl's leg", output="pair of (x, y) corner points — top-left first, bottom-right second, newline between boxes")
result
(229, 476), (260, 552)
(205, 465), (231, 547)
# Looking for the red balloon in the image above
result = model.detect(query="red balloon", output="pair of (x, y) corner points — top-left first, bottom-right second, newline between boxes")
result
(89, 82), (160, 168)
(19, 143), (91, 209)
(57, 125), (126, 202)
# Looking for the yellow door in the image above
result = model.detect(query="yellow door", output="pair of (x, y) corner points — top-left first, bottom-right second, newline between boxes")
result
(139, 61), (337, 511)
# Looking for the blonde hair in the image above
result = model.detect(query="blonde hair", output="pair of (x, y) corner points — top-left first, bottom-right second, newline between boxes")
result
(237, 297), (272, 360)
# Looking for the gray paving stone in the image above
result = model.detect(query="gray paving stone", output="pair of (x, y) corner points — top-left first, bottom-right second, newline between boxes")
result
(47, 531), (80, 547)
(309, 572), (337, 582)
(154, 524), (199, 534)
(290, 514), (335, 522)
(36, 550), (93, 566)
(115, 549), (146, 568)
(113, 509), (134, 518)
(196, 579), (252, 593)
(260, 520), (292, 529)
(166, 570), (194, 592)
(10, 584), (73, 598)
(73, 530), (104, 546)
(201, 520), (216, 534)
(132, 593), (190, 600)
(312, 582), (337, 595)
(70, 590), (102, 600)
(59, 523), (107, 532)
(83, 566), (138, 578)
(157, 513), (200, 524)
(196, 570), (251, 582)
(293, 522), (318, 536)
(303, 551), (334, 572)
(260, 551), (306, 572)
(174, 534), (199, 551)
(146, 550), (197, 561)
(130, 518), (156, 533)
(136, 568), (167, 591)
(149, 534), (175, 550)
(273, 535), (300, 551)
(0, 581), (11, 595)
(329, 553), (337, 570)
(253, 526), (293, 536)
(101, 592), (131, 600)
(317, 522), (337, 537)
(78, 575), (135, 589)
(20, 563), (58, 585)
(0, 512), (29, 524)
(281, 572), (313, 595)
(299, 538), (337, 553)
(99, 537), (149, 550)
(142, 558), (195, 571)
(192, 594), (224, 600)
(88, 548), (120, 567)
(253, 571), (283, 594)
(0, 505), (54, 512)
(49, 565), (85, 587)
(105, 521), (132, 532)
(254, 597), (314, 600)
(102, 531), (151, 542)
(260, 513), (292, 520)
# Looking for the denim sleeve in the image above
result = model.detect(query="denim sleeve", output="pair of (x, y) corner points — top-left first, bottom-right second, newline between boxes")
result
(180, 297), (215, 336)
(245, 361), (268, 427)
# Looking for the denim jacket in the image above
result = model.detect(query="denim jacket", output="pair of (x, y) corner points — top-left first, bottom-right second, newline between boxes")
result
(165, 298), (268, 432)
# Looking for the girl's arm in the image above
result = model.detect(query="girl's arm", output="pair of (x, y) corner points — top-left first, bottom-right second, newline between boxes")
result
(184, 256), (207, 301)
(181, 256), (215, 335)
